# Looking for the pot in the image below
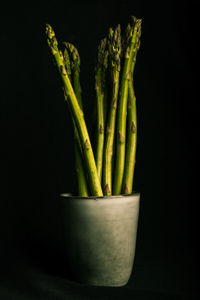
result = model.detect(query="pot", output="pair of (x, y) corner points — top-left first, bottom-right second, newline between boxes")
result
(59, 193), (140, 287)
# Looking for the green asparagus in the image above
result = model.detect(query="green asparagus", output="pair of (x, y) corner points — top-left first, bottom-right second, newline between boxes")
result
(95, 38), (108, 182)
(113, 17), (142, 195)
(45, 16), (141, 197)
(63, 43), (89, 197)
(122, 20), (141, 194)
(46, 24), (103, 196)
(103, 25), (121, 195)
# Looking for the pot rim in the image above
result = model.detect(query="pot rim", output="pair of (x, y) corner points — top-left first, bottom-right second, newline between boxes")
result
(59, 192), (140, 200)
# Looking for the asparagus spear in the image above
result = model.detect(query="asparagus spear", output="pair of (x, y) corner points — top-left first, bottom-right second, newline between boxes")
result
(122, 20), (141, 194)
(63, 44), (89, 197)
(103, 25), (121, 195)
(95, 38), (108, 182)
(46, 24), (103, 196)
(113, 17), (142, 195)
(122, 84), (136, 195)
(63, 88), (89, 197)
(63, 42), (83, 108)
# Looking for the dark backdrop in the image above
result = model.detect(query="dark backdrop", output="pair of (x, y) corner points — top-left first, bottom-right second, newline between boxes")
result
(0, 0), (198, 299)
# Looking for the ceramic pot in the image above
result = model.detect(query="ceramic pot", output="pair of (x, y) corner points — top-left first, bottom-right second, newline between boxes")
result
(59, 193), (140, 287)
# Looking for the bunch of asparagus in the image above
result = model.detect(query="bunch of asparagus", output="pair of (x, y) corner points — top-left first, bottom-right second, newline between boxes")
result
(45, 16), (142, 197)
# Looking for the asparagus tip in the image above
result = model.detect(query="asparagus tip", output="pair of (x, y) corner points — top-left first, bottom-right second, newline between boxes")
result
(45, 24), (54, 37)
(63, 42), (81, 69)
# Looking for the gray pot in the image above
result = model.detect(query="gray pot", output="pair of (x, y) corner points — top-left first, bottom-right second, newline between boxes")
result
(59, 193), (140, 287)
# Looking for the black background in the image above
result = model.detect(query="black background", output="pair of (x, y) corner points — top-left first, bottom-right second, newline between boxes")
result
(0, 0), (198, 299)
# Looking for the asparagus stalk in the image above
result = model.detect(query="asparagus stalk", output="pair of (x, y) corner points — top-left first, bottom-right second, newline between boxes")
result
(122, 21), (141, 194)
(95, 38), (108, 182)
(63, 88), (89, 197)
(103, 25), (121, 195)
(122, 84), (137, 195)
(113, 17), (142, 195)
(46, 24), (103, 196)
(74, 139), (88, 196)
(63, 44), (89, 197)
